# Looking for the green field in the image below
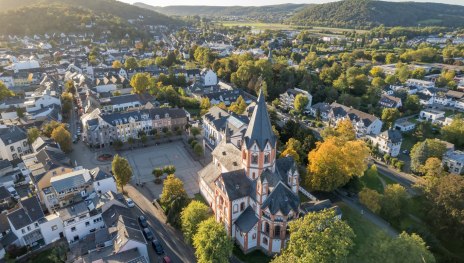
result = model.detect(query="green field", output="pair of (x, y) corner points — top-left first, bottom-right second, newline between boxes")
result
(216, 21), (368, 34)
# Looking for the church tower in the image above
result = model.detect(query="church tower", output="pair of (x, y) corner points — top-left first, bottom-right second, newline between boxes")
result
(241, 90), (277, 180)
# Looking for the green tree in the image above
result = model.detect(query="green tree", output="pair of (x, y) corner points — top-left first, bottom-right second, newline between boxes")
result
(152, 168), (164, 184)
(441, 115), (464, 148)
(190, 127), (201, 139)
(200, 97), (211, 115)
(124, 57), (138, 69)
(111, 154), (133, 193)
(161, 174), (189, 227)
(410, 139), (447, 172)
(385, 75), (397, 85)
(404, 95), (421, 114)
(381, 184), (408, 222)
(294, 93), (309, 113)
(371, 232), (435, 263)
(27, 127), (41, 144)
(0, 81), (14, 100)
(130, 73), (150, 94)
(359, 188), (382, 213)
(381, 108), (400, 129)
(51, 126), (72, 153)
(181, 201), (211, 244)
(163, 165), (176, 175)
(272, 209), (355, 263)
(194, 144), (204, 156)
(113, 139), (123, 150)
(228, 95), (247, 114)
(371, 77), (386, 89)
(395, 64), (410, 83)
(193, 217), (233, 263)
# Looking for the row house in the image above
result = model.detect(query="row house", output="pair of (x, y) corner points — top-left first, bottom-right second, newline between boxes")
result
(82, 108), (187, 148)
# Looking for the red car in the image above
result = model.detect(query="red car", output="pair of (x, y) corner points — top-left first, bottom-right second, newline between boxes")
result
(162, 256), (171, 263)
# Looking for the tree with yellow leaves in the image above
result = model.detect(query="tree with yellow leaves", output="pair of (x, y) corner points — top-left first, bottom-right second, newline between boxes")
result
(307, 135), (369, 191)
(51, 126), (72, 153)
(281, 138), (302, 163)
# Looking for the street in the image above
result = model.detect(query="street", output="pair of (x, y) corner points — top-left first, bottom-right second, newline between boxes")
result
(126, 184), (196, 263)
(373, 160), (419, 194)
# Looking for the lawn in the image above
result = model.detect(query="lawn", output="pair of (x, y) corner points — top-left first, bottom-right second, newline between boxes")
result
(233, 244), (271, 263)
(377, 173), (397, 185)
(401, 133), (419, 151)
(360, 170), (384, 193)
(337, 202), (394, 262)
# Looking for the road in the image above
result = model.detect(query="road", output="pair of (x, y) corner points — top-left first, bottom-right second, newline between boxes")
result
(373, 160), (419, 194)
(126, 184), (196, 263)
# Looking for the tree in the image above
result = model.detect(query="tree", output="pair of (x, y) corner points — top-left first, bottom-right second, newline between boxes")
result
(307, 137), (370, 191)
(410, 139), (447, 172)
(163, 165), (176, 175)
(370, 67), (385, 78)
(194, 144), (204, 156)
(381, 184), (408, 222)
(371, 77), (386, 89)
(161, 174), (189, 227)
(228, 95), (247, 114)
(424, 174), (464, 239)
(27, 127), (41, 144)
(127, 137), (135, 149)
(200, 97), (211, 115)
(385, 75), (397, 85)
(124, 57), (138, 69)
(421, 157), (444, 178)
(359, 188), (382, 213)
(381, 108), (400, 129)
(42, 120), (65, 137)
(321, 119), (356, 142)
(281, 138), (302, 163)
(193, 217), (233, 263)
(140, 135), (147, 145)
(190, 127), (200, 139)
(111, 154), (133, 193)
(112, 60), (123, 68)
(152, 168), (164, 184)
(130, 73), (150, 94)
(113, 139), (123, 150)
(51, 126), (72, 153)
(371, 232), (435, 263)
(272, 209), (355, 263)
(294, 93), (309, 113)
(0, 81), (14, 101)
(404, 95), (421, 114)
(181, 201), (211, 245)
(442, 116), (464, 148)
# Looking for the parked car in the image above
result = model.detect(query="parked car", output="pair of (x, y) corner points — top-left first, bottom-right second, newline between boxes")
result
(126, 198), (135, 208)
(143, 227), (154, 241)
(138, 215), (148, 228)
(162, 256), (171, 263)
(151, 239), (164, 255)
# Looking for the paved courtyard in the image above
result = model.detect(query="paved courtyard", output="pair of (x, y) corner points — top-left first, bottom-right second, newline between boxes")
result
(121, 141), (202, 198)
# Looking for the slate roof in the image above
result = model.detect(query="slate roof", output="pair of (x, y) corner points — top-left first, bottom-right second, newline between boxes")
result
(99, 108), (186, 126)
(380, 129), (402, 144)
(108, 94), (141, 105)
(220, 169), (252, 201)
(330, 102), (379, 127)
(50, 169), (90, 193)
(0, 159), (12, 170)
(90, 167), (113, 181)
(7, 196), (44, 230)
(261, 182), (299, 216)
(35, 146), (71, 170)
(100, 248), (147, 263)
(260, 169), (282, 188)
(0, 126), (27, 145)
(31, 136), (59, 152)
(244, 90), (276, 150)
(0, 186), (11, 200)
(275, 157), (297, 185)
(58, 200), (89, 221)
(235, 206), (259, 233)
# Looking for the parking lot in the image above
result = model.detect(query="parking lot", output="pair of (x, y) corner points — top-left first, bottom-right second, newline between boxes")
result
(122, 141), (202, 198)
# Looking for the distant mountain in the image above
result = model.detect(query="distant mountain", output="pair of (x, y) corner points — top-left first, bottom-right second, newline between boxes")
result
(134, 3), (307, 21)
(288, 0), (464, 28)
(0, 0), (179, 35)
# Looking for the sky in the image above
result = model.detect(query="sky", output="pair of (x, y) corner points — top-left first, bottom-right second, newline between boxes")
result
(121, 0), (464, 6)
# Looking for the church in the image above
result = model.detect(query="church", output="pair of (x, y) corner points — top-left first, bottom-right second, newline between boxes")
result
(198, 90), (301, 254)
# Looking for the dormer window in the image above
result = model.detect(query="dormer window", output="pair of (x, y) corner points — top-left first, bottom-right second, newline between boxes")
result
(251, 153), (258, 164)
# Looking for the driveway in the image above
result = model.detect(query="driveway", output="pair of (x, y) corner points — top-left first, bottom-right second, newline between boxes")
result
(122, 141), (202, 198)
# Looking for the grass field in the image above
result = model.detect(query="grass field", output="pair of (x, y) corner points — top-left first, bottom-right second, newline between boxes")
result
(360, 170), (385, 193)
(337, 202), (393, 262)
(216, 21), (368, 34)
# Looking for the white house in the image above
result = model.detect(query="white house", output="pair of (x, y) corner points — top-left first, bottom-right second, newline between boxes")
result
(24, 92), (61, 113)
(379, 95), (402, 108)
(394, 119), (416, 132)
(279, 88), (313, 112)
(201, 69), (218, 86)
(442, 150), (464, 175)
(368, 130), (403, 157)
(90, 167), (117, 194)
(328, 102), (383, 137)
(419, 109), (445, 122)
(406, 79), (435, 89)
(0, 126), (31, 161)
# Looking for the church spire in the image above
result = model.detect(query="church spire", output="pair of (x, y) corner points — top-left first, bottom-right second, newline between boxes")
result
(244, 90), (276, 150)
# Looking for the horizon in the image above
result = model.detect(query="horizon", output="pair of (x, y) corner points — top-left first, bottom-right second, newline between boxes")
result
(121, 0), (464, 7)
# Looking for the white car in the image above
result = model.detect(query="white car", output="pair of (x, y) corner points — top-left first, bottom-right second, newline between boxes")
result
(126, 198), (135, 208)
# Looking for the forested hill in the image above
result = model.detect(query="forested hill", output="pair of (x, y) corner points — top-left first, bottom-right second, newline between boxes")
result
(134, 3), (307, 21)
(0, 0), (178, 35)
(288, 0), (464, 28)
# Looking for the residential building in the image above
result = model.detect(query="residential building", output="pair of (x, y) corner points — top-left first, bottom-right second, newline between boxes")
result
(82, 108), (187, 148)
(379, 95), (402, 108)
(202, 106), (249, 149)
(406, 79), (435, 89)
(24, 90), (61, 113)
(201, 69), (218, 86)
(199, 91), (302, 255)
(368, 130), (403, 157)
(279, 88), (312, 112)
(309, 102), (331, 121)
(442, 150), (464, 175)
(0, 126), (31, 161)
(394, 119), (416, 132)
(419, 109), (445, 122)
(328, 103), (383, 137)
